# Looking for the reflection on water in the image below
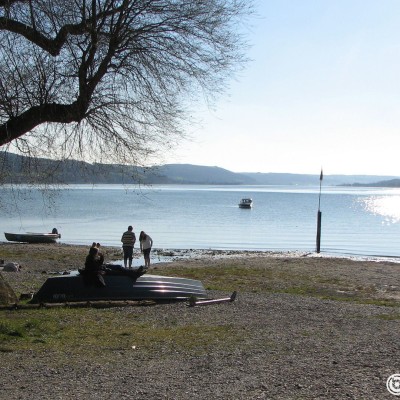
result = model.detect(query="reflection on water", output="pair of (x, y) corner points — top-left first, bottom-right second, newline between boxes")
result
(362, 196), (400, 224)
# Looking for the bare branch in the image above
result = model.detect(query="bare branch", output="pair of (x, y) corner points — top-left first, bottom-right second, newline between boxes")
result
(0, 0), (253, 172)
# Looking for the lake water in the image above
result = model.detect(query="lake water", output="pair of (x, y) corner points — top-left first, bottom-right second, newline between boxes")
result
(1, 184), (400, 259)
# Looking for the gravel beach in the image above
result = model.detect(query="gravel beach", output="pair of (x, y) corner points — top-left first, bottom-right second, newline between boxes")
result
(0, 243), (399, 400)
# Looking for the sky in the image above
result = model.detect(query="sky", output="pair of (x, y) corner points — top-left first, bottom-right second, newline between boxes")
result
(166, 0), (400, 176)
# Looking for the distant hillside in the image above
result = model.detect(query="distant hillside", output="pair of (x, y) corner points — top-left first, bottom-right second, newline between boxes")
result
(240, 172), (400, 186)
(155, 164), (255, 184)
(0, 152), (253, 185)
(0, 152), (398, 186)
(344, 179), (400, 188)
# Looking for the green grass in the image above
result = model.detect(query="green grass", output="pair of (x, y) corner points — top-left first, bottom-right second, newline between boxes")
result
(276, 286), (400, 307)
(0, 244), (121, 266)
(0, 308), (240, 360)
(375, 313), (400, 320)
(157, 264), (309, 292)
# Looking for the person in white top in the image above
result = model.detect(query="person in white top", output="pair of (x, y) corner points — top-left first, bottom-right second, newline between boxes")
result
(139, 231), (153, 269)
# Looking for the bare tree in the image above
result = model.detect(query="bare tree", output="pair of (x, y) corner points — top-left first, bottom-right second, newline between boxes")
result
(0, 0), (252, 167)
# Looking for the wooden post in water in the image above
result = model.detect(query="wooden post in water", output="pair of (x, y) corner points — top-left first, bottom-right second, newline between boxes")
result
(316, 169), (323, 253)
(316, 210), (322, 253)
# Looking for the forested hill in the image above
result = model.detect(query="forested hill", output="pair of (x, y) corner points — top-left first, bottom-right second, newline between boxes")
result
(0, 152), (399, 186)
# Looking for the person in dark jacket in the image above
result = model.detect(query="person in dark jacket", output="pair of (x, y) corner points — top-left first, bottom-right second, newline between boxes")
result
(84, 246), (106, 287)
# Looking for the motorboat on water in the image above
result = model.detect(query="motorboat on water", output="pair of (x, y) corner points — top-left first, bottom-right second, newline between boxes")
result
(4, 231), (61, 243)
(30, 267), (207, 303)
(238, 198), (253, 208)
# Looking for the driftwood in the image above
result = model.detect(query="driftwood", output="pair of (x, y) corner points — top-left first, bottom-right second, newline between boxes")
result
(188, 291), (237, 307)
(0, 292), (238, 310)
(0, 299), (156, 311)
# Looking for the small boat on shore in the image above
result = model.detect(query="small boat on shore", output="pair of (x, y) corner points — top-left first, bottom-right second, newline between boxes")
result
(4, 231), (61, 244)
(238, 198), (253, 208)
(31, 269), (207, 303)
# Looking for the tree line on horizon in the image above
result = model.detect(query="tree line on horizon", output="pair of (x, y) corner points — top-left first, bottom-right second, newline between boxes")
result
(1, 151), (399, 187)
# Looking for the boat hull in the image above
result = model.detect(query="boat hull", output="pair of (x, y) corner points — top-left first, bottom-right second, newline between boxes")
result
(4, 232), (61, 243)
(238, 198), (253, 208)
(31, 273), (208, 303)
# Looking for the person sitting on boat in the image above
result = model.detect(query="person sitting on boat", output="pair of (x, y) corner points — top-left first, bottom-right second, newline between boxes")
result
(139, 231), (153, 269)
(94, 242), (103, 258)
(83, 246), (106, 287)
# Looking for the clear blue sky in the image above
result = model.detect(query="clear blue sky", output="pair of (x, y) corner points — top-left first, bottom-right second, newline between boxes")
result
(166, 0), (400, 176)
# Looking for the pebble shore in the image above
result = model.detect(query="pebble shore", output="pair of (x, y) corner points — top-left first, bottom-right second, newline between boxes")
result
(1, 243), (399, 399)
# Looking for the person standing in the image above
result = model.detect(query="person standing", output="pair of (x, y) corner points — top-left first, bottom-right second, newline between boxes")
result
(139, 231), (153, 269)
(121, 226), (136, 268)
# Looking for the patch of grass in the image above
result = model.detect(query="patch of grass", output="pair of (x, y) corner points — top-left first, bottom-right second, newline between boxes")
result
(159, 263), (345, 294)
(0, 247), (65, 263)
(375, 313), (400, 320)
(0, 308), (241, 360)
(139, 324), (237, 354)
(159, 263), (400, 307)
(0, 244), (120, 266)
(158, 264), (298, 292)
(357, 299), (400, 307)
(0, 322), (25, 338)
(0, 318), (45, 341)
(274, 286), (400, 307)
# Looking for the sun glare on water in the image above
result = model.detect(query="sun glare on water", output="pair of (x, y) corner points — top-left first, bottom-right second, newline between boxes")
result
(363, 196), (400, 224)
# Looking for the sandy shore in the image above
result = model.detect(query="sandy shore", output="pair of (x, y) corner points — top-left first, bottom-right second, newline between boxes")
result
(1, 242), (400, 399)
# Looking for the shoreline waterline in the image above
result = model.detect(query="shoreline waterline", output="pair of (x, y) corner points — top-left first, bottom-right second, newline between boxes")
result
(2, 241), (399, 268)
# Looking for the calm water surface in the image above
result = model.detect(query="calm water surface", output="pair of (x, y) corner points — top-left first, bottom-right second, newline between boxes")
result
(1, 184), (400, 259)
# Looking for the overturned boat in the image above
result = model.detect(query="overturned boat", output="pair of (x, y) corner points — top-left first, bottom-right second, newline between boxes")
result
(31, 267), (207, 303)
